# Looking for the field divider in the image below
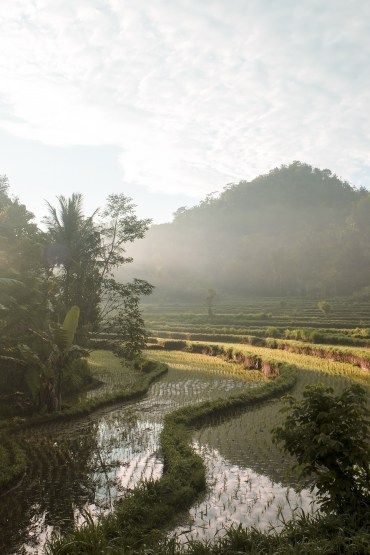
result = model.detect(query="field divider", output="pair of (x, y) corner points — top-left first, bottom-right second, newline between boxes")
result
(154, 337), (370, 372)
(48, 353), (297, 553)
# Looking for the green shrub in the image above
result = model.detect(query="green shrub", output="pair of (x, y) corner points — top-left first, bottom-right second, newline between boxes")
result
(244, 335), (266, 346)
(162, 340), (187, 350)
(62, 358), (92, 396)
(88, 337), (119, 350)
(265, 326), (280, 338)
(273, 384), (370, 514)
(318, 300), (331, 317)
(265, 337), (278, 349)
(140, 359), (158, 373)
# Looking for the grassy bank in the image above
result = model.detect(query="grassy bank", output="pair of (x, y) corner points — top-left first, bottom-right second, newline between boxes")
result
(0, 434), (26, 492)
(140, 512), (370, 554)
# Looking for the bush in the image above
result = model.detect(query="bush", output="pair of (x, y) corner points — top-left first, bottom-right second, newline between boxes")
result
(88, 337), (119, 350)
(318, 300), (331, 317)
(273, 384), (370, 514)
(62, 358), (92, 396)
(265, 326), (280, 338)
(140, 360), (158, 373)
(162, 340), (187, 350)
(265, 337), (278, 349)
(244, 335), (266, 346)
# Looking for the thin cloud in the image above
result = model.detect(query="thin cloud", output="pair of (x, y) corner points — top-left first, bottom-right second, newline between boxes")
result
(1, 0), (370, 198)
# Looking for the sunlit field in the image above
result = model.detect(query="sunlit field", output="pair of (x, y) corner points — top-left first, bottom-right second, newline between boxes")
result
(147, 342), (367, 542)
(147, 348), (267, 383)
(224, 342), (370, 387)
(84, 350), (141, 398)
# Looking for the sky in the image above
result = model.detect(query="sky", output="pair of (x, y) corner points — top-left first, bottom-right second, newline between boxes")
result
(1, 0), (370, 224)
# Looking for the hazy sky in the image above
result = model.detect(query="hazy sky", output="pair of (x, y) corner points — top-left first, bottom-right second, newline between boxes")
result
(1, 0), (370, 224)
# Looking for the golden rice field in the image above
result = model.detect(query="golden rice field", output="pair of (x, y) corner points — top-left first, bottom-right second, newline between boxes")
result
(147, 349), (267, 383)
(223, 342), (370, 387)
(148, 342), (369, 542)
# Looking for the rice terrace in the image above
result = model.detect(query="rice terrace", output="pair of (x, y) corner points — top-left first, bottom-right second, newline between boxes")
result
(3, 0), (370, 551)
(1, 285), (370, 553)
(2, 161), (370, 555)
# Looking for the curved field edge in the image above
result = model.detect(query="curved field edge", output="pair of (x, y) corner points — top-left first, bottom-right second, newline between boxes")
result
(167, 340), (370, 387)
(153, 336), (370, 375)
(47, 363), (297, 553)
(0, 356), (168, 494)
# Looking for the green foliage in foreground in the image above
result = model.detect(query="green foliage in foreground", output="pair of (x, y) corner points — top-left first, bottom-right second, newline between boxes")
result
(273, 384), (370, 514)
(47, 364), (297, 553)
(0, 433), (26, 491)
(1, 180), (153, 414)
(142, 512), (370, 555)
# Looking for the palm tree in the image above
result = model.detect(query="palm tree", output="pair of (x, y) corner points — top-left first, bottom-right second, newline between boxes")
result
(44, 194), (100, 332)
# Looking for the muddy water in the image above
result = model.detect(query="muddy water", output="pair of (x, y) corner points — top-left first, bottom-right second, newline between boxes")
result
(0, 369), (249, 554)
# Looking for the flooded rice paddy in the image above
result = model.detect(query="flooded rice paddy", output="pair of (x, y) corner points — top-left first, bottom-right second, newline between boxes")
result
(173, 444), (317, 542)
(0, 350), (336, 554)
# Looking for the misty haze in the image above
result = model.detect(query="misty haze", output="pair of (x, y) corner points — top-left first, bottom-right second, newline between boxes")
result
(1, 2), (369, 554)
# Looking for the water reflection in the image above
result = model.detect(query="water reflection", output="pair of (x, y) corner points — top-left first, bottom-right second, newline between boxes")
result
(0, 369), (247, 554)
(173, 444), (318, 542)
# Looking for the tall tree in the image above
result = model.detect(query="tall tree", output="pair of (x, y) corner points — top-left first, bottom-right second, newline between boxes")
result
(0, 175), (46, 345)
(0, 176), (49, 410)
(44, 192), (153, 340)
(98, 194), (152, 325)
(44, 193), (100, 330)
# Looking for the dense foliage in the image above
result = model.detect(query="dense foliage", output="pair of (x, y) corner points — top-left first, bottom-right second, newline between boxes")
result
(273, 384), (370, 514)
(0, 176), (152, 413)
(123, 162), (370, 299)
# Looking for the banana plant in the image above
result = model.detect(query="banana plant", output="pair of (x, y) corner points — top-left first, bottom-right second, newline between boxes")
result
(45, 305), (84, 411)
(26, 305), (84, 411)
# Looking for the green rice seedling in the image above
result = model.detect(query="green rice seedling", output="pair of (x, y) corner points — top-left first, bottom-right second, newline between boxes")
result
(3, 349), (269, 554)
(45, 364), (297, 553)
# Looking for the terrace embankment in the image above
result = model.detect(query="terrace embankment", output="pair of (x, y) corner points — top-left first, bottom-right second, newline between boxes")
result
(3, 340), (368, 553)
(1, 349), (267, 553)
(151, 338), (370, 387)
(153, 337), (370, 375)
(47, 346), (300, 553)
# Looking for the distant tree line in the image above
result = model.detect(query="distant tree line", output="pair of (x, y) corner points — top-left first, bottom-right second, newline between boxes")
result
(122, 162), (370, 300)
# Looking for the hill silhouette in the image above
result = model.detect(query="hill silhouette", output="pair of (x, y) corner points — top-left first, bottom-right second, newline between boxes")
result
(122, 162), (370, 300)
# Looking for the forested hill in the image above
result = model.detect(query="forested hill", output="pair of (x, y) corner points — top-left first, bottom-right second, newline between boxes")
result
(123, 162), (370, 299)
